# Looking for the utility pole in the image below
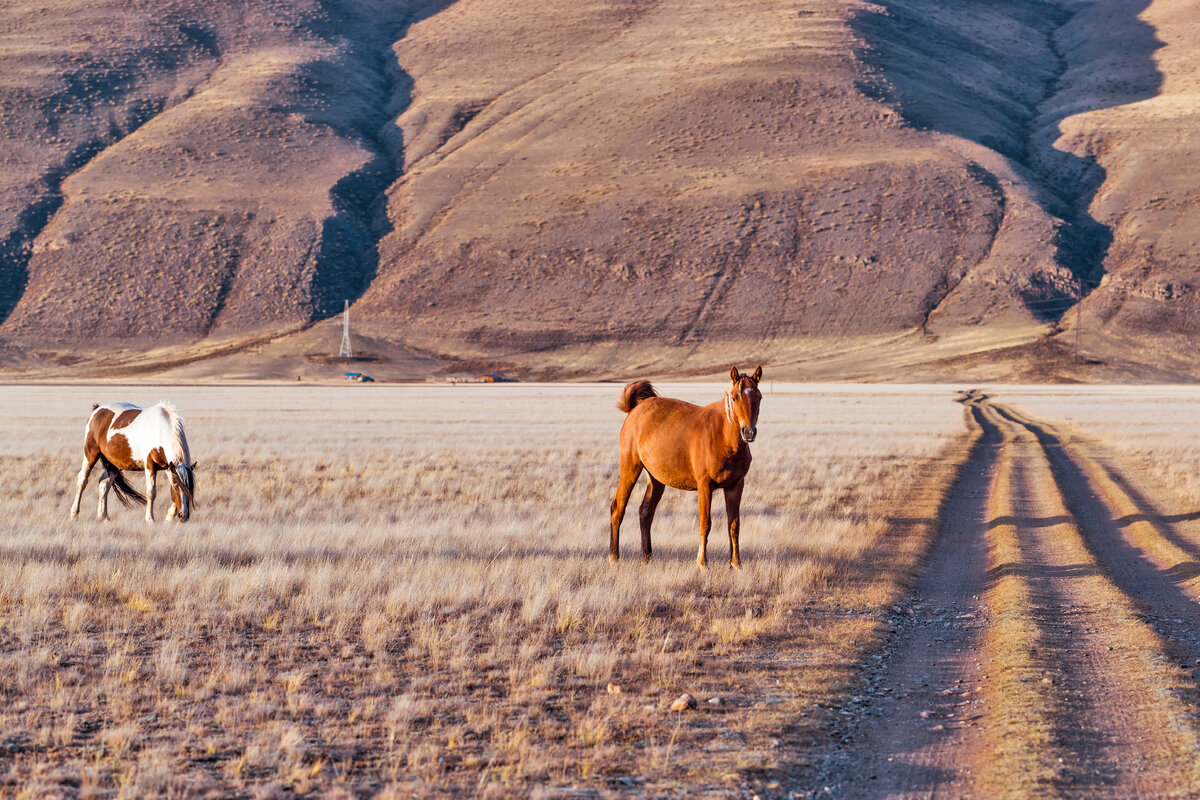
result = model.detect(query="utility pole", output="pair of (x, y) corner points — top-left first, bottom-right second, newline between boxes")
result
(1080, 275), (1089, 362)
(339, 300), (353, 358)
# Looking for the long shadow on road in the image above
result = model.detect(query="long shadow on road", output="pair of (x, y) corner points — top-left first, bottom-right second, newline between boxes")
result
(994, 405), (1200, 666)
(806, 401), (1003, 798)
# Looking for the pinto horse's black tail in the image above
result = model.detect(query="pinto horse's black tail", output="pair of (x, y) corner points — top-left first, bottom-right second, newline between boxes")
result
(99, 456), (146, 508)
(617, 380), (658, 414)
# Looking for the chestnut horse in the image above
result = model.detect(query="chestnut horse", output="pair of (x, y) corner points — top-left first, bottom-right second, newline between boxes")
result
(69, 402), (196, 522)
(610, 366), (762, 568)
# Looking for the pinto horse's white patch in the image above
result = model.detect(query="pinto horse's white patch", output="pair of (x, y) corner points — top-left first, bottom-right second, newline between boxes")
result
(102, 403), (187, 468)
(102, 403), (148, 467)
(97, 402), (138, 424)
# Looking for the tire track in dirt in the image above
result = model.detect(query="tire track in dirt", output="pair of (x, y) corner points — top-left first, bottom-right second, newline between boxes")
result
(816, 395), (1002, 797)
(991, 407), (1200, 796)
(992, 404), (1200, 666)
(815, 392), (1200, 798)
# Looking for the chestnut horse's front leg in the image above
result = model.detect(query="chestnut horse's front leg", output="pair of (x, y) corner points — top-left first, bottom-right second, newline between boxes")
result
(724, 480), (744, 569)
(610, 462), (643, 563)
(696, 479), (713, 569)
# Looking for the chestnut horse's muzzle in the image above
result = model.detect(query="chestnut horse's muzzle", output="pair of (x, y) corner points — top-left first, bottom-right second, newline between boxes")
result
(741, 426), (757, 443)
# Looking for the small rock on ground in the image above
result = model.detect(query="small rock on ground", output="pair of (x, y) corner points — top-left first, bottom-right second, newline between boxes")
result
(671, 692), (698, 711)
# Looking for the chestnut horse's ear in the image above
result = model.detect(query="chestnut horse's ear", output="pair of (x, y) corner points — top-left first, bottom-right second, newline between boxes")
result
(752, 366), (762, 384)
(730, 366), (740, 382)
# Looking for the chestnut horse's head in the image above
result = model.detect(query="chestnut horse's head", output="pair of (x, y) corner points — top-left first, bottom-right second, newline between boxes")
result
(725, 365), (763, 443)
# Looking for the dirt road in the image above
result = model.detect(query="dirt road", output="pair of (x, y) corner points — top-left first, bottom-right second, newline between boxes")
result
(815, 391), (1200, 798)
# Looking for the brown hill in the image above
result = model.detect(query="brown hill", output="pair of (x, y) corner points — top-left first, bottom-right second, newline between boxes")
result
(0, 0), (1196, 380)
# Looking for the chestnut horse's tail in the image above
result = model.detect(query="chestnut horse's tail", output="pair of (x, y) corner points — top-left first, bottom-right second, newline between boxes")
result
(617, 380), (658, 414)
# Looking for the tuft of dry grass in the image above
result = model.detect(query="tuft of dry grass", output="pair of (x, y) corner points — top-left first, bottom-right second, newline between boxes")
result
(0, 383), (965, 796)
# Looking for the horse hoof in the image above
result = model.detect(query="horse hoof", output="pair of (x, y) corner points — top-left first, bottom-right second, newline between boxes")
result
(608, 554), (619, 564)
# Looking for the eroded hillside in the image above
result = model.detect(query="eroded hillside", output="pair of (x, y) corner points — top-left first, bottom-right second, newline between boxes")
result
(0, 0), (1195, 379)
(0, 0), (438, 344)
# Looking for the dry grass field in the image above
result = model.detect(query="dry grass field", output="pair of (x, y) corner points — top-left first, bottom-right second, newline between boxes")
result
(1001, 385), (1200, 510)
(0, 383), (966, 798)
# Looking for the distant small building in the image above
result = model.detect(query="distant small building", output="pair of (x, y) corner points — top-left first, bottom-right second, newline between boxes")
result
(432, 374), (519, 384)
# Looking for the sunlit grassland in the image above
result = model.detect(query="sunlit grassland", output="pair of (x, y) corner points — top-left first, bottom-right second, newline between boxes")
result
(0, 383), (965, 797)
(999, 385), (1200, 517)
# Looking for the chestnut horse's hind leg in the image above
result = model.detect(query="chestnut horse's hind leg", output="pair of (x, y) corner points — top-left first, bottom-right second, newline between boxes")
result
(724, 480), (744, 569)
(696, 479), (714, 569)
(638, 476), (665, 563)
(609, 460), (643, 563)
(70, 456), (97, 518)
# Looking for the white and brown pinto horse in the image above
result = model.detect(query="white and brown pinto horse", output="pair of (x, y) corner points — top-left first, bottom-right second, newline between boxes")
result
(610, 366), (762, 569)
(69, 402), (196, 522)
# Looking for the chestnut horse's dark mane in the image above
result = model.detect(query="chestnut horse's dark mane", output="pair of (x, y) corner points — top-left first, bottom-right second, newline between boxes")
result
(617, 380), (658, 414)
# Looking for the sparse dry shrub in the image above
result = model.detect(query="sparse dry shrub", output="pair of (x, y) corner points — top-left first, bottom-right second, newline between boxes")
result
(124, 747), (179, 797)
(386, 693), (424, 736)
(154, 641), (186, 688)
(279, 669), (307, 695)
(360, 610), (391, 654)
(564, 641), (620, 684)
(53, 713), (77, 747)
(249, 783), (286, 800)
(211, 660), (253, 695)
(572, 711), (610, 749)
(101, 722), (139, 756)
(554, 601), (585, 634)
(275, 724), (307, 767)
(405, 741), (443, 782)
(61, 601), (93, 633)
